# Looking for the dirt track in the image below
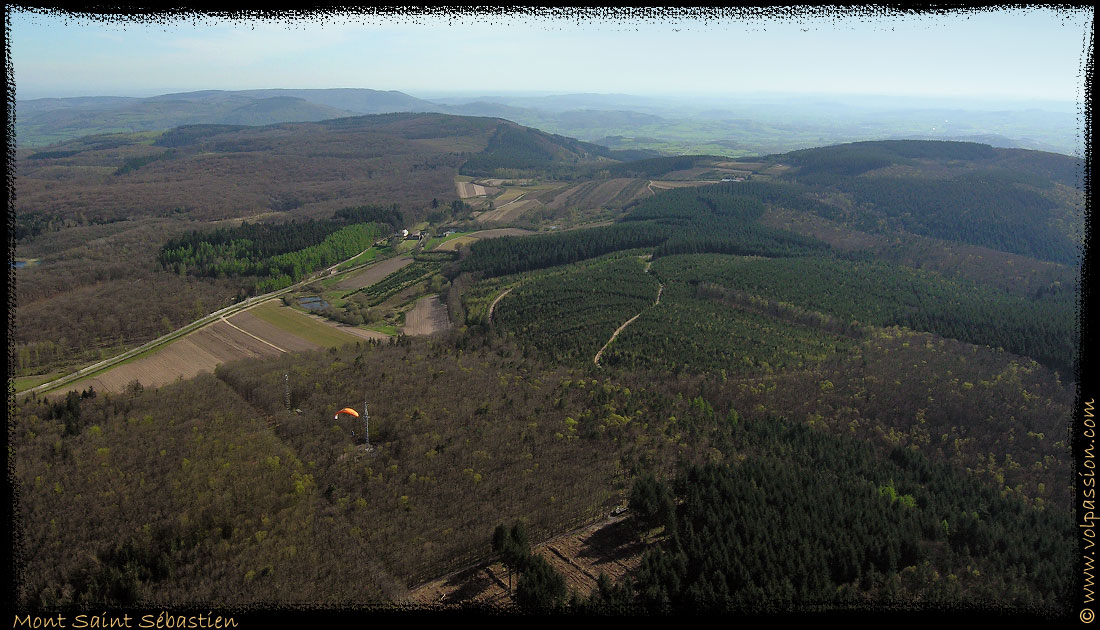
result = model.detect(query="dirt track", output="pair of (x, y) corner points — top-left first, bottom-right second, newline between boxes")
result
(486, 287), (514, 325)
(594, 284), (662, 367)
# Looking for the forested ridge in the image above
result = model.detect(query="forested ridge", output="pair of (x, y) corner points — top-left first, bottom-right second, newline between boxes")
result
(651, 254), (1077, 377)
(768, 140), (1082, 264)
(458, 122), (627, 179)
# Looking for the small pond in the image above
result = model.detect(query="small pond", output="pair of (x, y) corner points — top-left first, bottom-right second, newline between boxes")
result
(298, 297), (330, 311)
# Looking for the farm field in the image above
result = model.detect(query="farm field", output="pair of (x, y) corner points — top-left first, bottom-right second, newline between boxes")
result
(456, 180), (500, 198)
(302, 311), (392, 342)
(335, 246), (384, 271)
(47, 316), (292, 397)
(434, 228), (535, 251)
(490, 187), (528, 205)
(537, 177), (651, 212)
(648, 179), (725, 190)
(227, 310), (321, 353)
(423, 231), (470, 250)
(334, 255), (414, 290)
(41, 300), (375, 398)
(402, 295), (451, 336)
(248, 301), (375, 346)
(476, 198), (545, 223)
(433, 235), (478, 251)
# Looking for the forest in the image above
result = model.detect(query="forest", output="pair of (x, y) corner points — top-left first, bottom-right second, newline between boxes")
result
(614, 415), (1071, 612)
(458, 122), (633, 179)
(11, 123), (1084, 616)
(159, 204), (401, 279)
(766, 140), (1081, 264)
(492, 256), (661, 363)
(11, 325), (1073, 609)
(461, 222), (671, 276)
(651, 254), (1077, 377)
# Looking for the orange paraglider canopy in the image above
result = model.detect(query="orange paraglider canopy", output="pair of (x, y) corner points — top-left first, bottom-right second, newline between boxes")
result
(335, 407), (360, 419)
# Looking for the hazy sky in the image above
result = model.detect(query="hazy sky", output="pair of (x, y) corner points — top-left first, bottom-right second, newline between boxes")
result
(8, 7), (1093, 104)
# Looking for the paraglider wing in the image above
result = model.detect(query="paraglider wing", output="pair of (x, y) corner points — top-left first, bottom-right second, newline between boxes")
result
(335, 407), (360, 420)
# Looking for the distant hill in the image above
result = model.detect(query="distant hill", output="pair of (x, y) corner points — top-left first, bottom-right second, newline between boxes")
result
(14, 89), (445, 147)
(16, 93), (358, 146)
(885, 133), (1067, 154)
(15, 112), (651, 226)
(18, 88), (1080, 157)
(425, 93), (1082, 156)
(757, 139), (1083, 265)
(230, 88), (445, 114)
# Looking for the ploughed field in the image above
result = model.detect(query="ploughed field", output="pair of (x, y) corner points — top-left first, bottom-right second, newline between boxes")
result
(402, 296), (451, 336)
(46, 307), (335, 396)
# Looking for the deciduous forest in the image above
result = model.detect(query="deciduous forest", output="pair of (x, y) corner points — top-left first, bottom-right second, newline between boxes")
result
(12, 116), (1085, 616)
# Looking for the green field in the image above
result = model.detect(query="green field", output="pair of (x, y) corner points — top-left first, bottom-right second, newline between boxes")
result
(13, 372), (65, 393)
(425, 231), (471, 251)
(364, 323), (399, 336)
(492, 187), (527, 204)
(335, 246), (383, 271)
(248, 301), (363, 348)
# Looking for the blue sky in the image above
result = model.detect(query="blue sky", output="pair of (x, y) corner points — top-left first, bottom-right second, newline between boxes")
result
(8, 7), (1093, 104)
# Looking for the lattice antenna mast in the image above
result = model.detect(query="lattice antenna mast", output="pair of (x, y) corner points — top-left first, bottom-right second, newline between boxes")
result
(284, 374), (290, 412)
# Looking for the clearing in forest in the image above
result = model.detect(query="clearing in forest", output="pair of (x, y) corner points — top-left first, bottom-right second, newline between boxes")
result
(405, 515), (648, 606)
(402, 295), (451, 336)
